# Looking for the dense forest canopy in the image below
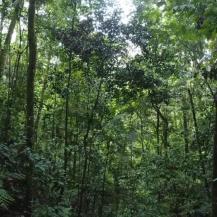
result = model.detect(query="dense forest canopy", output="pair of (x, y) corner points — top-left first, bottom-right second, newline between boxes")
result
(0, 0), (217, 216)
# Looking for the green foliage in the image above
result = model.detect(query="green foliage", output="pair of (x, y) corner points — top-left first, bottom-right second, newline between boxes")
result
(0, 0), (216, 216)
(33, 205), (71, 217)
(0, 188), (14, 210)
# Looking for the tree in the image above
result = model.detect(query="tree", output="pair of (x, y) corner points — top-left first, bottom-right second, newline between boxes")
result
(0, 0), (22, 77)
(0, 0), (217, 216)
(25, 0), (37, 216)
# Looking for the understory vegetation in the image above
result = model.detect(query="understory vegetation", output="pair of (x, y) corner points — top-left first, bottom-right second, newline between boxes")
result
(0, 0), (217, 216)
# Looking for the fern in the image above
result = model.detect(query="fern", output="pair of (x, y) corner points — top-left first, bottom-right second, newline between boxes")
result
(0, 188), (14, 209)
(0, 143), (16, 210)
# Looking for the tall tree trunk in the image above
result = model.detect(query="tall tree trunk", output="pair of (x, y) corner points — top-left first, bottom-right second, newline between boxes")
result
(156, 110), (160, 154)
(25, 0), (36, 216)
(152, 103), (169, 152)
(0, 1), (7, 47)
(77, 80), (102, 217)
(0, 0), (22, 77)
(98, 141), (110, 217)
(212, 92), (217, 217)
(113, 172), (120, 217)
(35, 55), (51, 143)
(60, 53), (72, 198)
(136, 112), (145, 153)
(162, 115), (169, 150)
(188, 88), (210, 198)
(2, 27), (25, 144)
(182, 99), (189, 154)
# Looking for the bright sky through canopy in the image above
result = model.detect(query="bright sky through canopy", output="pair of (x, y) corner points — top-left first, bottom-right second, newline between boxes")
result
(115, 0), (136, 24)
(113, 0), (141, 57)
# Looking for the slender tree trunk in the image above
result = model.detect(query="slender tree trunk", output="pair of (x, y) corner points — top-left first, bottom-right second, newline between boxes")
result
(34, 76), (47, 142)
(156, 110), (160, 154)
(1, 52), (12, 144)
(162, 116), (169, 150)
(182, 99), (189, 154)
(35, 56), (51, 143)
(0, 0), (22, 77)
(90, 191), (97, 217)
(152, 103), (169, 151)
(98, 141), (110, 217)
(136, 112), (145, 153)
(61, 53), (72, 197)
(61, 0), (77, 189)
(113, 172), (120, 217)
(25, 0), (36, 216)
(1, 23), (25, 144)
(188, 88), (210, 197)
(77, 80), (102, 217)
(0, 1), (7, 47)
(212, 92), (217, 217)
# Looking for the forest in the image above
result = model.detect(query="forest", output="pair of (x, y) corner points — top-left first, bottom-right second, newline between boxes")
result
(0, 0), (217, 216)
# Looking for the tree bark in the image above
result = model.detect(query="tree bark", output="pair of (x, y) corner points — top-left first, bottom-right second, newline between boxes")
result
(212, 92), (217, 217)
(2, 28), (25, 144)
(60, 53), (72, 197)
(136, 112), (145, 153)
(77, 80), (103, 217)
(0, 0), (22, 77)
(152, 103), (169, 151)
(188, 88), (210, 198)
(98, 141), (110, 217)
(25, 0), (36, 216)
(182, 98), (189, 154)
(35, 56), (51, 143)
